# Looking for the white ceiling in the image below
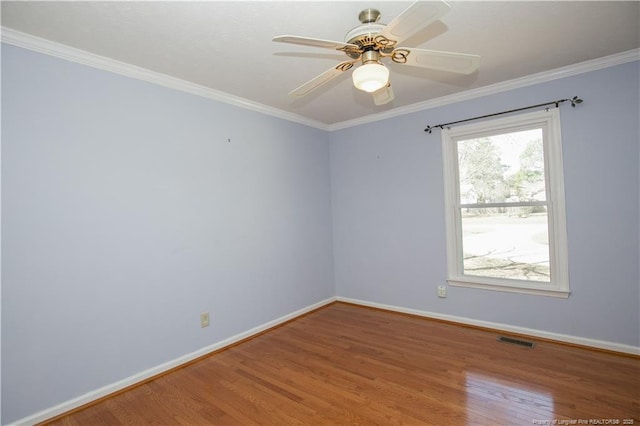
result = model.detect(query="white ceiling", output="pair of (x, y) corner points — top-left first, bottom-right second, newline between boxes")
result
(2, 1), (639, 127)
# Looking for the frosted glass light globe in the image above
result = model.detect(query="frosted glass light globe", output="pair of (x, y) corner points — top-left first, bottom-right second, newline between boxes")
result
(352, 63), (389, 93)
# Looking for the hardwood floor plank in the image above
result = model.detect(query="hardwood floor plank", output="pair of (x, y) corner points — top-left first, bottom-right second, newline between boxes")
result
(43, 302), (639, 425)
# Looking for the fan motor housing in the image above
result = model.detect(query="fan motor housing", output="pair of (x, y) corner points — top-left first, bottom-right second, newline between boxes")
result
(344, 23), (391, 58)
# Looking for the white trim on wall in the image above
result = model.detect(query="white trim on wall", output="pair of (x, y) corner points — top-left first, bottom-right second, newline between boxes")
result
(0, 27), (331, 132)
(337, 297), (640, 356)
(7, 294), (640, 425)
(328, 49), (640, 131)
(2, 26), (638, 132)
(9, 297), (338, 426)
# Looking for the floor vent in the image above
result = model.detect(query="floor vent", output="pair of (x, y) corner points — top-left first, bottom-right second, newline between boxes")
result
(497, 336), (535, 348)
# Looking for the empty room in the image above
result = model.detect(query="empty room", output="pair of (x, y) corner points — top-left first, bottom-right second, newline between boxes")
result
(1, 1), (639, 425)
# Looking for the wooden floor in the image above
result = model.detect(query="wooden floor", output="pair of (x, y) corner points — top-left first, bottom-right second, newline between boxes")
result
(46, 302), (639, 425)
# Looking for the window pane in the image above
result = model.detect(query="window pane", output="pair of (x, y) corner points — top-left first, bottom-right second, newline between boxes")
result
(461, 207), (550, 282)
(457, 129), (546, 204)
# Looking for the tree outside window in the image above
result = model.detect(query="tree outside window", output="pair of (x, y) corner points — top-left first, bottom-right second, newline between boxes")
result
(441, 109), (570, 297)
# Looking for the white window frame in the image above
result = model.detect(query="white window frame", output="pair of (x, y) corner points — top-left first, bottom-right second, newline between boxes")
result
(441, 109), (570, 298)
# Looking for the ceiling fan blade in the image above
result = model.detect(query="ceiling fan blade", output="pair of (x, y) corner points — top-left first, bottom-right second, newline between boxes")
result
(379, 1), (451, 45)
(288, 61), (354, 97)
(273, 35), (358, 51)
(395, 47), (480, 74)
(372, 83), (394, 106)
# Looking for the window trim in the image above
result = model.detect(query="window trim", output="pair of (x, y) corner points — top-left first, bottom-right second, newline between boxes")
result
(441, 109), (570, 298)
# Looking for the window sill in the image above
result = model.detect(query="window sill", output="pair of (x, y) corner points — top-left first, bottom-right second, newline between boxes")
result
(447, 277), (570, 298)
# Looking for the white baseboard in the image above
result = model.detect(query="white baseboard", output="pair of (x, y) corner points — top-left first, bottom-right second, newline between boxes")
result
(11, 295), (638, 424)
(337, 297), (640, 356)
(10, 296), (338, 426)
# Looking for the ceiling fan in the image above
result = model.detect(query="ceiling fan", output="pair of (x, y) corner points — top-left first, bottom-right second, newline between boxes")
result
(273, 0), (480, 105)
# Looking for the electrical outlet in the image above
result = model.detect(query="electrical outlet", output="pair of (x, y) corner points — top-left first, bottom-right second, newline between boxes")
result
(200, 312), (210, 328)
(437, 285), (447, 298)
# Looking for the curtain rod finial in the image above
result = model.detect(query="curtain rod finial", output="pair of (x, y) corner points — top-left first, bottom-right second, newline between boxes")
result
(571, 96), (583, 107)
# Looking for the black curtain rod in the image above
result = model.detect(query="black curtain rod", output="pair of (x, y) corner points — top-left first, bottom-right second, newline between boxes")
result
(424, 96), (583, 133)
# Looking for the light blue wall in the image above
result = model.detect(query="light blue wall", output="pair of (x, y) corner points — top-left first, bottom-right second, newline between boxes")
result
(330, 61), (640, 348)
(1, 45), (335, 423)
(3, 41), (639, 424)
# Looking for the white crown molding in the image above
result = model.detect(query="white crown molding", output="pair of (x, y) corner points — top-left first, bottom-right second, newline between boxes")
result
(328, 48), (640, 131)
(9, 297), (338, 426)
(1, 27), (637, 133)
(0, 27), (331, 132)
(337, 297), (640, 356)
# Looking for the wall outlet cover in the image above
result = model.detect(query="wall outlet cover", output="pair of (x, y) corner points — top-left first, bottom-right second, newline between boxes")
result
(200, 312), (210, 328)
(437, 285), (447, 298)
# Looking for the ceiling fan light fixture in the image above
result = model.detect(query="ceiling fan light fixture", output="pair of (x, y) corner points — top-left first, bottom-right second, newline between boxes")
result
(352, 63), (389, 93)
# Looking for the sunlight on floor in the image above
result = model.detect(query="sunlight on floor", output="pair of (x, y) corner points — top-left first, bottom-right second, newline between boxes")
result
(465, 372), (555, 424)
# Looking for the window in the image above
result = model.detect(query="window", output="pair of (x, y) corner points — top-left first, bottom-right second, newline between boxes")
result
(441, 109), (569, 297)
